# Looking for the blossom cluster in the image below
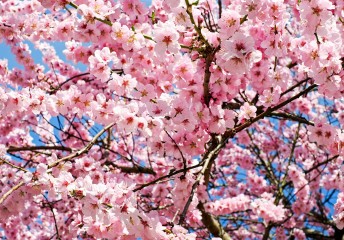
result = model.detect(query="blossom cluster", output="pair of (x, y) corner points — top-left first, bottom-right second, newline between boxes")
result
(0, 0), (343, 239)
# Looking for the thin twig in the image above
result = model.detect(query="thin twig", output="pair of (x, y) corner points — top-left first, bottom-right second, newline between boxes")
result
(164, 129), (187, 176)
(304, 155), (339, 174)
(280, 77), (311, 97)
(43, 194), (61, 240)
(133, 163), (202, 192)
(105, 161), (156, 175)
(48, 122), (115, 168)
(49, 72), (90, 94)
(1, 158), (28, 172)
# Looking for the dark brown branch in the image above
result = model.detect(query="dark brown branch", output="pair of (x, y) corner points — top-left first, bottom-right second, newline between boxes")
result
(262, 224), (273, 240)
(280, 77), (311, 97)
(164, 129), (187, 175)
(104, 161), (156, 175)
(303, 228), (334, 239)
(49, 72), (90, 94)
(43, 194), (61, 240)
(217, 0), (222, 18)
(268, 112), (314, 125)
(304, 155), (339, 174)
(133, 164), (202, 192)
(7, 145), (72, 153)
(224, 84), (317, 138)
(222, 103), (314, 125)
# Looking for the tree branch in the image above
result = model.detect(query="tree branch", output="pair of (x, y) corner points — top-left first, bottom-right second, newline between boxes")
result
(198, 202), (232, 240)
(43, 194), (61, 240)
(48, 122), (115, 168)
(49, 72), (90, 94)
(164, 129), (187, 175)
(0, 158), (28, 172)
(179, 136), (224, 224)
(0, 181), (24, 205)
(224, 84), (317, 138)
(268, 112), (314, 125)
(133, 163), (202, 192)
(304, 155), (339, 174)
(104, 161), (156, 175)
(7, 145), (72, 153)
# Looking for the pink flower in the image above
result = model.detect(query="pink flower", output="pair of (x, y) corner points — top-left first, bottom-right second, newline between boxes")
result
(117, 110), (138, 133)
(173, 7), (192, 28)
(78, 4), (103, 23)
(120, 0), (148, 20)
(111, 22), (130, 44)
(168, 0), (181, 9)
(239, 102), (257, 121)
(299, 0), (335, 34)
(334, 192), (344, 229)
(259, 86), (281, 107)
(221, 32), (255, 59)
(219, 32), (261, 75)
(154, 21), (180, 57)
(218, 9), (241, 39)
(89, 47), (118, 82)
(109, 74), (137, 96)
(251, 196), (286, 222)
(0, 59), (8, 77)
(132, 83), (156, 101)
(147, 99), (169, 117)
(308, 119), (337, 147)
(205, 194), (251, 215)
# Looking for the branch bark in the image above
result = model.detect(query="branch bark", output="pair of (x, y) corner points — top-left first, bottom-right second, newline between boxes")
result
(7, 145), (72, 153)
(48, 122), (115, 168)
(198, 202), (232, 240)
(0, 181), (24, 205)
(104, 161), (156, 175)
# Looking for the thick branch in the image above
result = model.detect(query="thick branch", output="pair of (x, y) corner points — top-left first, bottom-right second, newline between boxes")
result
(262, 224), (273, 240)
(198, 202), (232, 240)
(7, 145), (72, 153)
(179, 136), (225, 224)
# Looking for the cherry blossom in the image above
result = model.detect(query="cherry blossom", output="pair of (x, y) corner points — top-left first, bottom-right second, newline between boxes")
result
(0, 0), (344, 239)
(153, 21), (180, 57)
